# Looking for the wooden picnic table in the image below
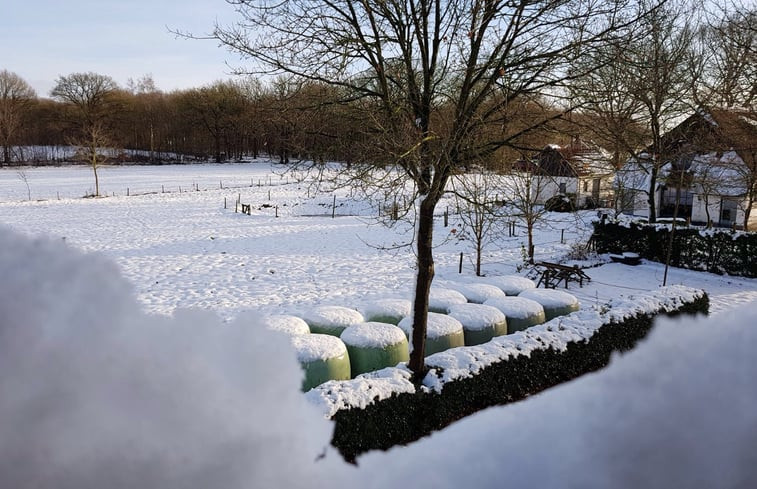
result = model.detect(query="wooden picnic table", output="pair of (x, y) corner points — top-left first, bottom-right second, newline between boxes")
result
(535, 261), (591, 289)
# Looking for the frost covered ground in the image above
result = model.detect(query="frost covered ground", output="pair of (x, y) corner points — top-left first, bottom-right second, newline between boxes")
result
(1, 161), (755, 319)
(2, 161), (757, 487)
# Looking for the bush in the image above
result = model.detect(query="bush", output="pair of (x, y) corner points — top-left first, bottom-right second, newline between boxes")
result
(328, 292), (708, 462)
(591, 221), (757, 277)
(545, 194), (575, 212)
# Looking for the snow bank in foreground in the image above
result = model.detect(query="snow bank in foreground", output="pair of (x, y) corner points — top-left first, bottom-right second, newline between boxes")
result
(0, 227), (343, 488)
(358, 301), (757, 488)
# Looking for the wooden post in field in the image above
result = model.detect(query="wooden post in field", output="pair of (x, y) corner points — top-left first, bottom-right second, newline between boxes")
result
(444, 208), (448, 227)
(275, 206), (279, 218)
(162, 184), (165, 193)
(127, 187), (129, 196)
(459, 252), (463, 274)
(332, 195), (336, 218)
(561, 229), (565, 244)
(268, 189), (271, 201)
(224, 197), (227, 209)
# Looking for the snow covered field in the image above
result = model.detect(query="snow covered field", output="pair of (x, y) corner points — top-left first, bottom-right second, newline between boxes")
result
(2, 161), (755, 319)
(2, 161), (757, 487)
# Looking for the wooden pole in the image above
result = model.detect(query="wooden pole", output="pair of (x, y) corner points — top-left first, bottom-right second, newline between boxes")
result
(459, 252), (464, 274)
(332, 195), (336, 218)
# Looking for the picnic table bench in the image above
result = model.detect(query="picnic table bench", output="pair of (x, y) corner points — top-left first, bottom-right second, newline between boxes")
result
(535, 261), (591, 289)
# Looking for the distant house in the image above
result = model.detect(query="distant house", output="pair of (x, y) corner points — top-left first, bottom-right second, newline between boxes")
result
(512, 137), (615, 208)
(617, 108), (757, 229)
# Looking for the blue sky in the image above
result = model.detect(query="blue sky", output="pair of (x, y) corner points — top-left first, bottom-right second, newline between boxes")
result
(1, 1), (245, 96)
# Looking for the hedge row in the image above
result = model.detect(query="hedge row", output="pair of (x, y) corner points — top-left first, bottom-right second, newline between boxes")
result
(328, 293), (708, 462)
(591, 221), (757, 277)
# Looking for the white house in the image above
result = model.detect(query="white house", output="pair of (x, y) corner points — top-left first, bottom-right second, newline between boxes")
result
(617, 108), (757, 230)
(512, 137), (615, 208)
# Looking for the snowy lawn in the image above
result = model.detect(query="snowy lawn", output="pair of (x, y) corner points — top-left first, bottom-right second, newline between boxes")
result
(2, 161), (755, 320)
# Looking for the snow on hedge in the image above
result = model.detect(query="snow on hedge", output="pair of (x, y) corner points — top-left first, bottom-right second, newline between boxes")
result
(307, 285), (706, 417)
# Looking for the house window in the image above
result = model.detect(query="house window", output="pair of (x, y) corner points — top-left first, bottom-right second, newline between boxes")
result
(559, 182), (567, 194)
(583, 180), (589, 192)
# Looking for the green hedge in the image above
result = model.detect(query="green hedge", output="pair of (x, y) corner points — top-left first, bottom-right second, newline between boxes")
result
(330, 293), (708, 462)
(591, 221), (757, 277)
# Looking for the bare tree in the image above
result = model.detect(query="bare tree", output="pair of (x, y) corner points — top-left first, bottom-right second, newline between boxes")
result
(196, 0), (658, 376)
(451, 171), (504, 276)
(572, 0), (698, 223)
(0, 70), (36, 165)
(51, 72), (118, 196)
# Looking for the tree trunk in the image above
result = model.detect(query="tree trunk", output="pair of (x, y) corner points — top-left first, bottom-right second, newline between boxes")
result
(408, 194), (437, 378)
(648, 165), (658, 223)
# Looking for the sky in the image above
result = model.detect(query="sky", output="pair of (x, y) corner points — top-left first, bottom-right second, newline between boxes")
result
(1, 0), (246, 97)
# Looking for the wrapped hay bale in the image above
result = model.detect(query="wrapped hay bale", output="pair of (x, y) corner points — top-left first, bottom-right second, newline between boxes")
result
(480, 274), (536, 296)
(428, 288), (468, 313)
(359, 298), (412, 325)
(449, 282), (507, 304)
(484, 296), (546, 333)
(518, 289), (579, 321)
(398, 312), (465, 356)
(291, 333), (351, 391)
(447, 303), (508, 346)
(260, 314), (310, 335)
(301, 305), (364, 336)
(340, 322), (409, 376)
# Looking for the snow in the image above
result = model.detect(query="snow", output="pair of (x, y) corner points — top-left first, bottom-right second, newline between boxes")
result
(0, 227), (343, 488)
(359, 298), (412, 321)
(1, 162), (757, 486)
(447, 303), (507, 330)
(340, 322), (407, 348)
(356, 301), (757, 488)
(398, 312), (465, 339)
(518, 288), (580, 308)
(484, 296), (545, 319)
(479, 274), (536, 295)
(291, 334), (348, 363)
(300, 305), (364, 329)
(448, 282), (507, 303)
(258, 314), (310, 335)
(428, 287), (468, 311)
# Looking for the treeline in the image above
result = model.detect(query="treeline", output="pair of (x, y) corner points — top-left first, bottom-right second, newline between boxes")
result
(0, 74), (375, 165)
(0, 1), (754, 169)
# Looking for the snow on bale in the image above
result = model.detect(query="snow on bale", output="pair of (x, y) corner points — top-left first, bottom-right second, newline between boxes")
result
(359, 299), (412, 325)
(479, 275), (536, 296)
(484, 296), (547, 333)
(398, 312), (465, 356)
(428, 287), (468, 313)
(291, 333), (351, 391)
(449, 283), (507, 304)
(518, 289), (579, 321)
(301, 305), (364, 336)
(447, 303), (508, 346)
(260, 314), (310, 335)
(340, 322), (410, 376)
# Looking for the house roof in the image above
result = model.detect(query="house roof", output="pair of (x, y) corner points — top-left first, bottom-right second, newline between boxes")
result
(657, 107), (757, 165)
(513, 137), (613, 178)
(621, 108), (756, 196)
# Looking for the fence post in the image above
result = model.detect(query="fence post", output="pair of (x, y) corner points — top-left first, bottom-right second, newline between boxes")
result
(332, 195), (337, 218)
(224, 197), (227, 209)
(561, 229), (565, 244)
(444, 207), (448, 227)
(459, 252), (464, 274)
